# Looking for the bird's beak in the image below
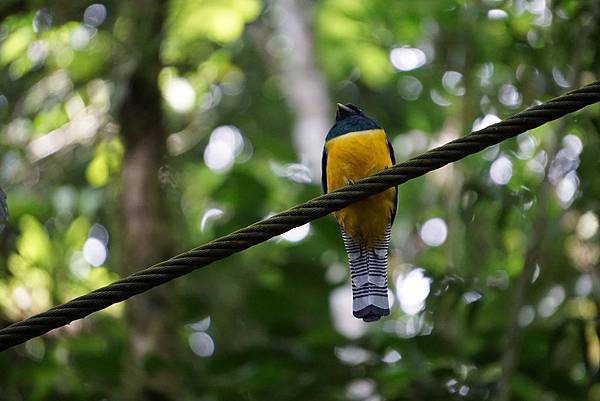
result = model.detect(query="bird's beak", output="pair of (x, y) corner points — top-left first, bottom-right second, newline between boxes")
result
(335, 103), (353, 121)
(336, 103), (352, 114)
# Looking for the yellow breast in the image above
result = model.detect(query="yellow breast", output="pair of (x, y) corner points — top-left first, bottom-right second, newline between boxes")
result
(325, 129), (396, 247)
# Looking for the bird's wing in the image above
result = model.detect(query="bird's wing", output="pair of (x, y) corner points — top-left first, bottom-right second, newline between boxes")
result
(386, 135), (398, 223)
(321, 147), (328, 194)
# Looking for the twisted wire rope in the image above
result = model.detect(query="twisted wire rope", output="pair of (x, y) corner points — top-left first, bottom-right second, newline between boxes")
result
(1, 81), (599, 352)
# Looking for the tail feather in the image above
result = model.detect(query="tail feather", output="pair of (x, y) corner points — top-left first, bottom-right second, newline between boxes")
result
(342, 225), (391, 322)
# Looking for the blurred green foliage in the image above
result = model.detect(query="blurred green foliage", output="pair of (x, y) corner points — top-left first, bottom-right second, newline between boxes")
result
(1, 0), (600, 400)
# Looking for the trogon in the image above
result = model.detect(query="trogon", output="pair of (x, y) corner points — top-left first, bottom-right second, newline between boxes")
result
(322, 103), (397, 322)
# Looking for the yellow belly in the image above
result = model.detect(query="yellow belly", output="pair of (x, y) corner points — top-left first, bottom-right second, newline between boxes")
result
(325, 129), (396, 247)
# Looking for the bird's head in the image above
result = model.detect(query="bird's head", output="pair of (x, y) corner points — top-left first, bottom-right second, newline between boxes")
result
(326, 103), (380, 140)
(335, 103), (363, 121)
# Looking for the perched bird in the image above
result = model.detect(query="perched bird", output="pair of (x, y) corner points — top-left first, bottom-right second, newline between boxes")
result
(322, 103), (397, 322)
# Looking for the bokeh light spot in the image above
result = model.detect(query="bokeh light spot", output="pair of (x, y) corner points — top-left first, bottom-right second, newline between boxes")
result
(419, 218), (448, 247)
(346, 379), (375, 400)
(490, 155), (513, 185)
(83, 237), (107, 266)
(33, 9), (53, 33)
(164, 77), (196, 113)
(555, 172), (579, 207)
(538, 285), (566, 318)
(473, 113), (501, 131)
(83, 4), (107, 27)
(498, 84), (522, 108)
(190, 316), (211, 332)
(575, 274), (593, 297)
(488, 9), (508, 19)
(442, 71), (465, 96)
(395, 268), (431, 315)
(188, 332), (215, 357)
(203, 126), (244, 173)
(463, 291), (482, 304)
(329, 286), (367, 339)
(390, 47), (427, 71)
(397, 76), (423, 100)
(281, 223), (310, 242)
(382, 349), (402, 363)
(576, 211), (598, 240)
(200, 208), (224, 232)
(518, 305), (535, 327)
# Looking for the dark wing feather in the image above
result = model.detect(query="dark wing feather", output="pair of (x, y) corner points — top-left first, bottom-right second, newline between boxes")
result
(386, 136), (398, 223)
(321, 147), (328, 194)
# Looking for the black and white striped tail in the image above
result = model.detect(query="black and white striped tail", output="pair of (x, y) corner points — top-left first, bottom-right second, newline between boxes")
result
(342, 225), (391, 322)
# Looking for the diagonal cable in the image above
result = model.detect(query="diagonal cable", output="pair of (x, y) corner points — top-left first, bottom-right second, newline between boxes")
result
(1, 81), (599, 352)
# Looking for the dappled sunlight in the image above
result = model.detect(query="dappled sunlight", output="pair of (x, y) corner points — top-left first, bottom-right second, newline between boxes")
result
(538, 285), (566, 318)
(488, 9), (508, 19)
(329, 286), (367, 339)
(389, 47), (427, 72)
(82, 237), (106, 266)
(163, 77), (196, 113)
(430, 89), (451, 107)
(346, 379), (376, 400)
(381, 349), (402, 363)
(189, 332), (215, 357)
(83, 4), (107, 27)
(188, 316), (214, 357)
(498, 84), (522, 108)
(442, 71), (465, 96)
(419, 218), (448, 247)
(576, 212), (598, 240)
(490, 155), (513, 185)
(281, 223), (310, 242)
(473, 113), (501, 132)
(565, 235), (599, 271)
(69, 251), (91, 279)
(203, 125), (245, 173)
(516, 133), (536, 160)
(334, 345), (371, 365)
(397, 76), (423, 101)
(575, 274), (593, 298)
(32, 9), (53, 33)
(518, 305), (536, 327)
(199, 208), (224, 232)
(395, 268), (431, 315)
(555, 172), (579, 207)
(552, 67), (573, 88)
(526, 149), (548, 177)
(70, 25), (97, 50)
(462, 291), (482, 304)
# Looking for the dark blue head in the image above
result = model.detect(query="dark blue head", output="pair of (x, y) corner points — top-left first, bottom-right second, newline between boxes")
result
(326, 103), (381, 141)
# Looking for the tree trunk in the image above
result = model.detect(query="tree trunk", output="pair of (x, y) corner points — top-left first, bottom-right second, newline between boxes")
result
(115, 1), (180, 400)
(270, 0), (332, 179)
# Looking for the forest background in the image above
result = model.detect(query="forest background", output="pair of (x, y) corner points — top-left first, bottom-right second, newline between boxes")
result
(1, 0), (600, 400)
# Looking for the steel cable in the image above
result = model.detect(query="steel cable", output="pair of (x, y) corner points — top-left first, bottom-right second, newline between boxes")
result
(1, 81), (599, 352)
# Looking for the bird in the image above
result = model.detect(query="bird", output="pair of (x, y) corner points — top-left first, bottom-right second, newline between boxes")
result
(321, 103), (397, 322)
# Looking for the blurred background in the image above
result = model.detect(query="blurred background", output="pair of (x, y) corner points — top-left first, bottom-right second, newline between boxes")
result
(1, 0), (600, 400)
